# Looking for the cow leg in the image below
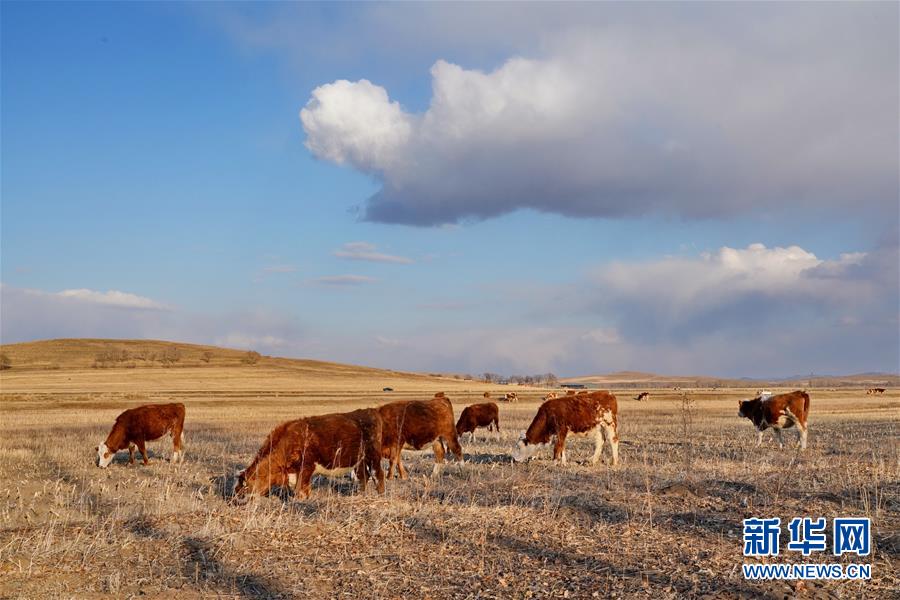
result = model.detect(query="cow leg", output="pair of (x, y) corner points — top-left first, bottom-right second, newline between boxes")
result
(172, 426), (185, 463)
(431, 440), (446, 477)
(590, 427), (604, 465)
(136, 440), (149, 465)
(295, 466), (314, 500)
(355, 461), (367, 494)
(396, 447), (409, 480)
(603, 423), (619, 466)
(553, 430), (568, 464)
(798, 424), (808, 450)
(756, 430), (764, 447)
(368, 452), (385, 494)
(774, 428), (785, 449)
(128, 443), (136, 465)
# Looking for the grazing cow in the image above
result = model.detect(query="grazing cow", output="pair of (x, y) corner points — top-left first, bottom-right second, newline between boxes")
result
(96, 403), (185, 468)
(512, 391), (619, 466)
(456, 402), (500, 440)
(867, 388), (886, 395)
(634, 392), (650, 402)
(379, 395), (462, 479)
(483, 391), (492, 399)
(233, 408), (385, 500)
(738, 390), (810, 449)
(543, 392), (558, 400)
(503, 392), (519, 402)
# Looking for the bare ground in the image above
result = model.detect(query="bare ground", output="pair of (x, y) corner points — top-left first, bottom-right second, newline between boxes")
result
(1, 378), (897, 599)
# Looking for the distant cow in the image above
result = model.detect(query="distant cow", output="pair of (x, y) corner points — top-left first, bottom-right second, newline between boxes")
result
(503, 392), (519, 402)
(379, 395), (463, 479)
(233, 408), (385, 500)
(756, 389), (773, 398)
(634, 392), (650, 402)
(867, 388), (886, 395)
(483, 391), (492, 399)
(456, 403), (500, 440)
(738, 390), (810, 450)
(96, 403), (185, 468)
(512, 391), (619, 466)
(543, 392), (558, 400)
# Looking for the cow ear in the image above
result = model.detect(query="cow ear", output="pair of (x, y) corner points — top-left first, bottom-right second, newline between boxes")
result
(94, 446), (99, 452)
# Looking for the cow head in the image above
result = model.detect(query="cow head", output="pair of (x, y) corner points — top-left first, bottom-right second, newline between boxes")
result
(230, 457), (289, 503)
(95, 443), (114, 468)
(511, 433), (541, 462)
(737, 398), (760, 419)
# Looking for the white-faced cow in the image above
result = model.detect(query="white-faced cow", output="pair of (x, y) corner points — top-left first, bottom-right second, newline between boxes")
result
(96, 403), (186, 468)
(456, 402), (500, 440)
(738, 390), (810, 449)
(233, 408), (385, 501)
(378, 394), (462, 479)
(867, 388), (886, 395)
(512, 391), (619, 466)
(503, 392), (519, 402)
(634, 392), (650, 402)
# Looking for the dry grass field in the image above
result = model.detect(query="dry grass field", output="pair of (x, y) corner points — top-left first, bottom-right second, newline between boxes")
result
(1, 342), (897, 599)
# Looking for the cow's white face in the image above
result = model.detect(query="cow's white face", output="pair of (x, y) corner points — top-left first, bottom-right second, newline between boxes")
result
(96, 443), (114, 468)
(511, 433), (540, 463)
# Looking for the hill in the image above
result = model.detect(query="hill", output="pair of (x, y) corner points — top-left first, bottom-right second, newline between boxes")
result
(561, 370), (899, 389)
(0, 338), (486, 395)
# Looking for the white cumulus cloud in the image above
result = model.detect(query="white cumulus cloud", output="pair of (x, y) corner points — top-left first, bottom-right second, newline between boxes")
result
(300, 9), (897, 225)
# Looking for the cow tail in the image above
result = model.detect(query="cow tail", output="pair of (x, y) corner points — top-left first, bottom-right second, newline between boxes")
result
(802, 391), (810, 416)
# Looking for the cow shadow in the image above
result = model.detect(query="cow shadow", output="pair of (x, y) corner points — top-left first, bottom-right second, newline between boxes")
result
(463, 452), (512, 465)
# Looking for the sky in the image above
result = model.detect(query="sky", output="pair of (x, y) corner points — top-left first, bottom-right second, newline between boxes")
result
(1, 2), (898, 378)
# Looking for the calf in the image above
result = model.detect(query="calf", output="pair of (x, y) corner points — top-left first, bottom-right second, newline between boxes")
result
(512, 391), (619, 466)
(738, 390), (810, 449)
(503, 392), (519, 402)
(543, 392), (558, 400)
(456, 402), (500, 440)
(379, 395), (462, 479)
(233, 408), (385, 500)
(634, 392), (650, 401)
(867, 388), (886, 395)
(96, 403), (185, 468)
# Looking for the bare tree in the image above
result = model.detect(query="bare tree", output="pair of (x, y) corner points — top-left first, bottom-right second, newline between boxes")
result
(200, 351), (214, 364)
(242, 350), (261, 365)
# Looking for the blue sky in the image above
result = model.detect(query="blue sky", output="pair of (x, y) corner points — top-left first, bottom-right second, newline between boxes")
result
(2, 2), (898, 377)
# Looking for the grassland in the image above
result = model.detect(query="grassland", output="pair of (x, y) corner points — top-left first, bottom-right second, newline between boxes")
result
(0, 341), (897, 599)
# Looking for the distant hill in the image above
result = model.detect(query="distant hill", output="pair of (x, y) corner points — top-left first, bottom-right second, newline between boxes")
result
(561, 369), (899, 389)
(0, 338), (449, 383)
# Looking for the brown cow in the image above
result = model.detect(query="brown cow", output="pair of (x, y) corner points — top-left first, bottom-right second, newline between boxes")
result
(379, 395), (462, 479)
(96, 403), (185, 468)
(634, 392), (650, 402)
(483, 391), (492, 399)
(543, 392), (558, 400)
(867, 388), (886, 395)
(456, 402), (500, 440)
(738, 390), (810, 449)
(503, 391), (519, 402)
(512, 391), (619, 466)
(233, 408), (385, 500)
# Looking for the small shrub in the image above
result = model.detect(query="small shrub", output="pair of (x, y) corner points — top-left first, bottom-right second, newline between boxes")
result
(200, 351), (214, 363)
(0, 353), (11, 370)
(241, 350), (261, 365)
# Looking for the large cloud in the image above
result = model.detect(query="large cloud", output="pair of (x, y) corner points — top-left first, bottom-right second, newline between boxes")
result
(575, 242), (898, 349)
(300, 7), (898, 225)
